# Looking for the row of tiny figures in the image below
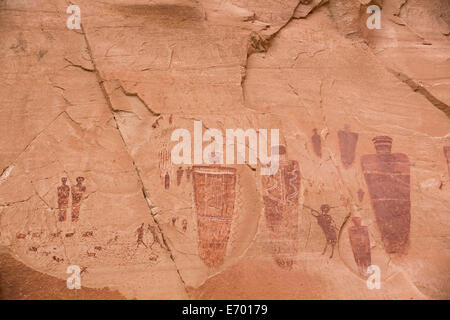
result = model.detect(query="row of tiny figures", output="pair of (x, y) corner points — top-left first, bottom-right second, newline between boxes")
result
(162, 166), (193, 190)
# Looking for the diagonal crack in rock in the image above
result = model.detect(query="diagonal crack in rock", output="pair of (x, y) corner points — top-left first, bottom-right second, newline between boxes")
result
(79, 24), (189, 295)
(387, 68), (450, 118)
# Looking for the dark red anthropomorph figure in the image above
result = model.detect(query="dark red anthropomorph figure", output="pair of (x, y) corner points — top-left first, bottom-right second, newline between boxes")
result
(71, 177), (86, 222)
(57, 177), (70, 222)
(361, 136), (410, 255)
(308, 204), (338, 259)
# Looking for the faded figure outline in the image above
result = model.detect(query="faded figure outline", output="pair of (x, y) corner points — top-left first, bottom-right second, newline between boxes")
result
(177, 166), (184, 186)
(338, 124), (358, 168)
(348, 217), (371, 276)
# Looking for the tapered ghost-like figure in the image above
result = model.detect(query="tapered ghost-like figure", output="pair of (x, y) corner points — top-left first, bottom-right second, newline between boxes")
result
(311, 128), (322, 158)
(361, 136), (410, 254)
(338, 125), (358, 168)
(348, 217), (371, 276)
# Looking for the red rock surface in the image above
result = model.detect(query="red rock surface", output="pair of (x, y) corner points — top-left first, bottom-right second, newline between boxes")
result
(0, 0), (449, 299)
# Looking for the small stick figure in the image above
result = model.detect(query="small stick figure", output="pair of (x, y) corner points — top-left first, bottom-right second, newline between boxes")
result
(136, 223), (147, 248)
(305, 204), (338, 258)
(148, 224), (162, 249)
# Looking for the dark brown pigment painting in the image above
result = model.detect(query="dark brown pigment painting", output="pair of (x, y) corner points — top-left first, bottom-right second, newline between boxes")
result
(361, 136), (411, 255)
(348, 217), (371, 276)
(261, 145), (301, 269)
(192, 166), (237, 268)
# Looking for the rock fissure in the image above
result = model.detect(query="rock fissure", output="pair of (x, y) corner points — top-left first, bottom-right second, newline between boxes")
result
(79, 23), (189, 295)
(387, 68), (450, 118)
